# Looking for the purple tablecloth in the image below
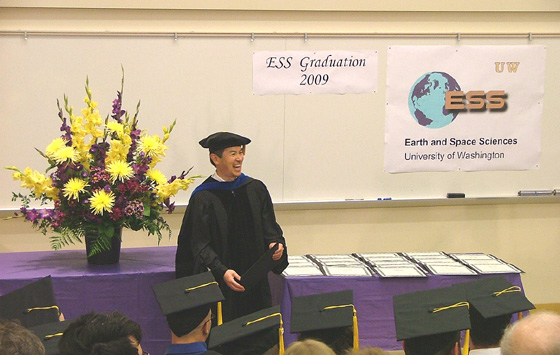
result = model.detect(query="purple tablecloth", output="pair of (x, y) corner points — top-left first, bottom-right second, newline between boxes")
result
(0, 247), (525, 353)
(269, 272), (524, 351)
(0, 246), (176, 355)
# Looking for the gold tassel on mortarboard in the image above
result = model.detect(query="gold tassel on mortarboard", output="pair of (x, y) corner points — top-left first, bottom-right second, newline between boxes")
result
(185, 281), (223, 325)
(430, 301), (470, 355)
(25, 305), (61, 316)
(244, 312), (285, 355)
(323, 304), (360, 350)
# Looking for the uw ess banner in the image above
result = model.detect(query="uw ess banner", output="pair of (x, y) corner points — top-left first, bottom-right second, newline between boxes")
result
(253, 50), (378, 95)
(384, 45), (545, 173)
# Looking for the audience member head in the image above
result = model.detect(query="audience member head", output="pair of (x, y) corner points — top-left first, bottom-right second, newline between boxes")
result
(285, 339), (336, 355)
(57, 311), (143, 355)
(29, 319), (71, 355)
(403, 331), (460, 355)
(452, 275), (535, 350)
(0, 276), (60, 328)
(500, 311), (560, 355)
(344, 346), (389, 355)
(0, 318), (46, 355)
(291, 290), (358, 354)
(469, 308), (511, 348)
(208, 305), (283, 355)
(298, 326), (353, 355)
(393, 286), (470, 355)
(152, 271), (224, 342)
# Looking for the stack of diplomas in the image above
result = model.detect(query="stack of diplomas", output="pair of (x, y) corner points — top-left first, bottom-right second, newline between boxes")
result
(281, 252), (523, 277)
(353, 253), (427, 278)
(448, 253), (523, 274)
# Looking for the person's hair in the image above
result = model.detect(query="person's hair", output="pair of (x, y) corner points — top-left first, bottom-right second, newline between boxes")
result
(89, 337), (140, 355)
(209, 149), (224, 166)
(501, 311), (560, 355)
(57, 311), (142, 355)
(0, 318), (46, 355)
(165, 305), (210, 337)
(285, 339), (336, 355)
(209, 145), (246, 167)
(469, 307), (511, 348)
(404, 331), (460, 355)
(298, 326), (353, 355)
(344, 346), (389, 355)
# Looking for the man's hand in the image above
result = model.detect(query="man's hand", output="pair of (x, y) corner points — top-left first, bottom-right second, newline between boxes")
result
(223, 269), (245, 292)
(270, 242), (284, 261)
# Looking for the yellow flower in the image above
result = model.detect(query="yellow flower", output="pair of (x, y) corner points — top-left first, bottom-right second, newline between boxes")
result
(138, 135), (168, 158)
(146, 169), (167, 185)
(89, 190), (115, 215)
(53, 146), (79, 164)
(106, 160), (134, 183)
(63, 178), (88, 200)
(106, 140), (129, 164)
(154, 178), (195, 201)
(45, 138), (68, 159)
(107, 122), (124, 137)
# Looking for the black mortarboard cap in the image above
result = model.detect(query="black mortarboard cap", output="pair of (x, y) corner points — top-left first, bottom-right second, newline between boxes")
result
(208, 305), (283, 351)
(0, 276), (60, 327)
(28, 320), (70, 355)
(291, 289), (359, 351)
(152, 271), (224, 316)
(393, 285), (471, 341)
(454, 276), (535, 319)
(199, 132), (251, 153)
(240, 243), (279, 291)
(290, 290), (355, 333)
(152, 271), (225, 336)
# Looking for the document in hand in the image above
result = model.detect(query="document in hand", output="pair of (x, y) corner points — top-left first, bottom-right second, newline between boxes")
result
(239, 243), (279, 290)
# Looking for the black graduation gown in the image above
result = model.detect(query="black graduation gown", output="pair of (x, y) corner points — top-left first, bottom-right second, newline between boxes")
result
(176, 175), (288, 322)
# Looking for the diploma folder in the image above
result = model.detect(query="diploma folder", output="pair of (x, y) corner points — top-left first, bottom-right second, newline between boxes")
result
(239, 243), (279, 291)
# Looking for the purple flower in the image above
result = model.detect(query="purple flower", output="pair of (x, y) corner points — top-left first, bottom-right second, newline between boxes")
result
(124, 204), (135, 216)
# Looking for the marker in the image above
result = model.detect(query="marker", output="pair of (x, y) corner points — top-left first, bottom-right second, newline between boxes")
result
(447, 193), (465, 198)
(518, 190), (554, 196)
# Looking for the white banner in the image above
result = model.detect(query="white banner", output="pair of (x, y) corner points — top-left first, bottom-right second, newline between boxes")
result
(384, 45), (545, 173)
(253, 50), (378, 95)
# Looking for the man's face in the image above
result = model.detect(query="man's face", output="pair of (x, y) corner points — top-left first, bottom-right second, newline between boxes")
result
(212, 146), (245, 181)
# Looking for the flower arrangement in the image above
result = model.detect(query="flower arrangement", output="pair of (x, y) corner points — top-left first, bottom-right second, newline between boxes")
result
(5, 73), (197, 256)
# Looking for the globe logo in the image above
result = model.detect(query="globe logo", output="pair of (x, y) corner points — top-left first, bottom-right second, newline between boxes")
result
(408, 72), (461, 129)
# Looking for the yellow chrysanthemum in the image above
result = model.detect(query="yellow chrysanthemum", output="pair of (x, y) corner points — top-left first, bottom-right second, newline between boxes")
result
(106, 160), (134, 183)
(53, 146), (79, 164)
(45, 138), (68, 159)
(146, 169), (167, 185)
(89, 190), (115, 215)
(138, 135), (168, 158)
(63, 178), (89, 200)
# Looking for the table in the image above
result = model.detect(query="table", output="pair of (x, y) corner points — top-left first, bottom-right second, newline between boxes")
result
(0, 246), (177, 355)
(268, 272), (524, 350)
(0, 247), (525, 353)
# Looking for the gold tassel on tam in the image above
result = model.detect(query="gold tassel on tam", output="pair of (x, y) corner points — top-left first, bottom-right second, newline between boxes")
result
(279, 320), (285, 355)
(353, 306), (359, 350)
(217, 302), (223, 325)
(462, 329), (470, 355)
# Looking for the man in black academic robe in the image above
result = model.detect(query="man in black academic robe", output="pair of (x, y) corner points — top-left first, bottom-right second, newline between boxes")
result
(175, 132), (288, 324)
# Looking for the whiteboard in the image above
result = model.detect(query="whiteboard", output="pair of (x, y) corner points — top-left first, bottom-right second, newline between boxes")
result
(1, 35), (559, 209)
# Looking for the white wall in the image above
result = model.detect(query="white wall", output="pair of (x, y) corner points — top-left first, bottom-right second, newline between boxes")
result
(1, 2), (559, 304)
